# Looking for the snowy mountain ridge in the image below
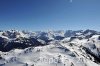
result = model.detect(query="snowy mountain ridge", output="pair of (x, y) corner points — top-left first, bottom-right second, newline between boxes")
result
(0, 29), (100, 66)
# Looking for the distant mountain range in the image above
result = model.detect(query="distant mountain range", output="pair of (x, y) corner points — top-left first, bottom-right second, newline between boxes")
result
(0, 29), (100, 66)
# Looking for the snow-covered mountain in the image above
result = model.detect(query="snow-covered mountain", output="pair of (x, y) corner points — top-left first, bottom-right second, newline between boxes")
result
(0, 29), (100, 66)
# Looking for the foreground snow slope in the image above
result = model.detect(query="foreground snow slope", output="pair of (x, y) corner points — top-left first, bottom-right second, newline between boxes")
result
(0, 41), (99, 66)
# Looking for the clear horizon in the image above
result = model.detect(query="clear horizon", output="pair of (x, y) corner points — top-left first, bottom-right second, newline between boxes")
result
(0, 0), (100, 31)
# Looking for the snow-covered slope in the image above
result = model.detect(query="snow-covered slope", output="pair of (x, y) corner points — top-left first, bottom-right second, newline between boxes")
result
(0, 29), (100, 66)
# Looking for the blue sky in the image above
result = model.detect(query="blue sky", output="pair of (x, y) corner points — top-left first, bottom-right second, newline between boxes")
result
(0, 0), (100, 31)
